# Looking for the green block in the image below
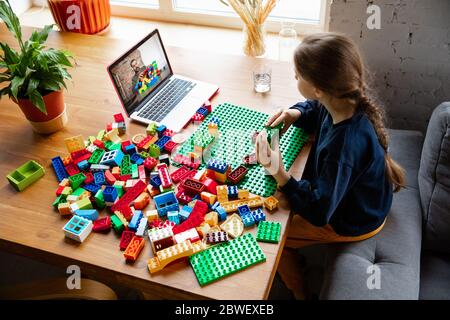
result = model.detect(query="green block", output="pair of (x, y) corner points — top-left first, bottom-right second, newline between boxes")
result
(72, 187), (86, 197)
(146, 122), (158, 136)
(149, 144), (160, 158)
(97, 130), (105, 140)
(109, 143), (121, 151)
(120, 155), (132, 175)
(193, 131), (215, 148)
(114, 185), (124, 198)
(104, 141), (113, 150)
(265, 123), (283, 145)
(131, 163), (138, 179)
(60, 186), (72, 198)
(256, 221), (281, 243)
(139, 151), (150, 159)
(88, 148), (105, 164)
(94, 189), (105, 209)
(88, 136), (96, 144)
(77, 197), (93, 210)
(173, 103), (309, 197)
(159, 184), (174, 194)
(6, 160), (45, 192)
(52, 195), (66, 208)
(189, 233), (266, 286)
(69, 173), (86, 190)
(111, 214), (124, 234)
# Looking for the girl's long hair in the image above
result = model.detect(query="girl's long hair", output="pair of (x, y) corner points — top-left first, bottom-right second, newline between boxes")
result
(294, 33), (406, 192)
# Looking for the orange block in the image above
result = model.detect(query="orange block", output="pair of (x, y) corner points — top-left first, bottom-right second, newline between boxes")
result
(58, 202), (72, 216)
(204, 211), (218, 227)
(264, 196), (279, 211)
(124, 236), (145, 261)
(200, 192), (216, 205)
(134, 192), (150, 210)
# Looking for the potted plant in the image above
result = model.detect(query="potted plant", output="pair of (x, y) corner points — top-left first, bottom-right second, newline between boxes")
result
(0, 0), (74, 134)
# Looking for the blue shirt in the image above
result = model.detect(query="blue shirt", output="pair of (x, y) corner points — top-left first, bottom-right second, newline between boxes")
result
(281, 100), (393, 236)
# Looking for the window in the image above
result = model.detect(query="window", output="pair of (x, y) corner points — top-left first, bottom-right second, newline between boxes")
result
(110, 0), (330, 34)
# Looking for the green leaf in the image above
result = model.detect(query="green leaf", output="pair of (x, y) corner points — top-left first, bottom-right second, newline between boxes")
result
(0, 42), (19, 65)
(40, 49), (73, 67)
(10, 75), (25, 100)
(26, 77), (39, 96)
(29, 25), (54, 45)
(39, 79), (62, 92)
(35, 51), (49, 71)
(28, 89), (47, 114)
(0, 1), (24, 48)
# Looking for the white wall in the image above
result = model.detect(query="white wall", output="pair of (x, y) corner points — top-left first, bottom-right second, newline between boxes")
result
(10, 0), (32, 14)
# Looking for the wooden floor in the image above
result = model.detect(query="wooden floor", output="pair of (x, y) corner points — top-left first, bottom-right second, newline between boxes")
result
(20, 6), (300, 61)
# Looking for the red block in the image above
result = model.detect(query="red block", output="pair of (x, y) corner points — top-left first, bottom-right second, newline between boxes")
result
(114, 113), (125, 123)
(93, 216), (111, 232)
(115, 205), (133, 220)
(119, 174), (132, 181)
(121, 140), (131, 153)
(203, 178), (218, 195)
(227, 165), (248, 184)
(203, 100), (212, 113)
(172, 154), (201, 170)
(164, 140), (177, 153)
(84, 172), (94, 185)
(176, 189), (193, 205)
(56, 185), (65, 196)
(93, 139), (105, 149)
(157, 163), (172, 189)
(181, 178), (205, 195)
(111, 180), (147, 212)
(136, 135), (154, 150)
(104, 170), (116, 185)
(143, 157), (157, 171)
(163, 129), (174, 137)
(71, 149), (91, 164)
(106, 123), (113, 132)
(65, 163), (80, 176)
(119, 230), (135, 251)
(170, 166), (191, 184)
(172, 200), (208, 234)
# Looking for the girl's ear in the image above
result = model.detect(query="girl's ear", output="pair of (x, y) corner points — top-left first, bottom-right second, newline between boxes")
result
(313, 86), (324, 99)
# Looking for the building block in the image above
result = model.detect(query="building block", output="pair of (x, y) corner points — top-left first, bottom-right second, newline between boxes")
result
(237, 204), (252, 217)
(51, 157), (68, 182)
(114, 113), (125, 123)
(145, 209), (159, 223)
(196, 106), (209, 117)
(204, 211), (218, 227)
(227, 185), (238, 199)
(251, 208), (266, 224)
(104, 170), (116, 185)
(135, 217), (148, 237)
(203, 178), (218, 195)
(128, 210), (144, 231)
(167, 211), (180, 225)
(196, 222), (211, 238)
(146, 122), (158, 136)
(263, 196), (279, 211)
(220, 213), (244, 238)
(147, 240), (194, 274)
(111, 214), (125, 234)
(181, 178), (205, 195)
(189, 233), (266, 286)
(125, 144), (137, 155)
(64, 135), (85, 153)
(156, 124), (167, 137)
(174, 228), (200, 244)
(241, 213), (256, 228)
(220, 196), (263, 213)
(170, 166), (191, 184)
(58, 202), (72, 216)
(63, 215), (93, 242)
(158, 154), (170, 167)
(130, 153), (143, 165)
(65, 163), (80, 176)
(124, 236), (145, 261)
(227, 165), (248, 184)
(88, 148), (104, 164)
(148, 144), (160, 158)
(155, 135), (171, 150)
(256, 221), (281, 243)
(216, 185), (228, 203)
(164, 140), (177, 153)
(200, 192), (216, 205)
(143, 157), (157, 171)
(157, 163), (172, 189)
(133, 192), (150, 210)
(100, 149), (124, 167)
(119, 230), (135, 250)
(153, 191), (178, 217)
(62, 155), (72, 166)
(238, 189), (249, 200)
(215, 206), (227, 221)
(111, 180), (146, 212)
(172, 200), (208, 235)
(6, 160), (45, 192)
(94, 189), (106, 209)
(69, 196), (93, 214)
(172, 154), (201, 170)
(205, 231), (228, 244)
(179, 205), (193, 221)
(74, 209), (98, 221)
(89, 164), (110, 171)
(93, 171), (106, 185)
(148, 227), (174, 253)
(83, 172), (94, 185)
(92, 216), (111, 232)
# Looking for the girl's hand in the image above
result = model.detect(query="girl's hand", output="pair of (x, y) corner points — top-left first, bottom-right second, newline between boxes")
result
(266, 108), (301, 135)
(256, 130), (290, 187)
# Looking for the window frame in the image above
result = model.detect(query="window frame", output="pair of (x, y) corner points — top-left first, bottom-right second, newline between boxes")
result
(110, 0), (330, 35)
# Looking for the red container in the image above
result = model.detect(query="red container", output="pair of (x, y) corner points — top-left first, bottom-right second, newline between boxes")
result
(48, 0), (111, 35)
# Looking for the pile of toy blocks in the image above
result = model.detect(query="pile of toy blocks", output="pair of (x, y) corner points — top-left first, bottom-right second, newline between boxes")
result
(51, 107), (281, 286)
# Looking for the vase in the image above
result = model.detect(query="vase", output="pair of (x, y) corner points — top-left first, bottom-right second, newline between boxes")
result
(243, 23), (266, 57)
(48, 0), (111, 35)
(16, 90), (68, 134)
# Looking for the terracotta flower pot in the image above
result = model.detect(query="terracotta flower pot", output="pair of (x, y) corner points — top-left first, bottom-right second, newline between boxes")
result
(48, 0), (111, 35)
(16, 90), (68, 134)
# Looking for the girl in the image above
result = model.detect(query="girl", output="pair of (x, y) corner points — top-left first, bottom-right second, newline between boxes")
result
(256, 33), (405, 299)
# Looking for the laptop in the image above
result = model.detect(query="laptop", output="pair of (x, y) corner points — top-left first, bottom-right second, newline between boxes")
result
(107, 29), (219, 132)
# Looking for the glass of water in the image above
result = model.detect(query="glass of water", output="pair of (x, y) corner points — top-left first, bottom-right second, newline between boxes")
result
(253, 64), (272, 93)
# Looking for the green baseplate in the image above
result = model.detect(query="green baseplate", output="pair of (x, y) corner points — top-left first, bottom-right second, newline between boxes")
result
(189, 233), (266, 286)
(256, 221), (281, 243)
(172, 103), (309, 197)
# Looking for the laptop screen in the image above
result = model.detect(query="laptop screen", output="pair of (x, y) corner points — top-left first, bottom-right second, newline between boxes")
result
(108, 30), (172, 115)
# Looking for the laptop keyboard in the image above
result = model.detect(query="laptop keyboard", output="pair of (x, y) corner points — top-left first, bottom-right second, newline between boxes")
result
(137, 78), (196, 122)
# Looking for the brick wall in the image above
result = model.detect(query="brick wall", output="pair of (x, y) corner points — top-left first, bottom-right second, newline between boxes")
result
(329, 0), (450, 132)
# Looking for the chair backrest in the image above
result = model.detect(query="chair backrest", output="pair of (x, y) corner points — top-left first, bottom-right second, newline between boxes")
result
(419, 102), (450, 253)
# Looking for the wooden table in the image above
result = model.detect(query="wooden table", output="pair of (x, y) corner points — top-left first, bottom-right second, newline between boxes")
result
(0, 24), (310, 300)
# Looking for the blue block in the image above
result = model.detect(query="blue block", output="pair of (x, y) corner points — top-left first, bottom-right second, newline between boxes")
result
(125, 144), (137, 155)
(237, 204), (251, 217)
(128, 210), (143, 231)
(251, 208), (266, 224)
(77, 159), (89, 171)
(74, 209), (99, 221)
(155, 135), (171, 150)
(167, 210), (180, 225)
(156, 124), (167, 137)
(93, 171), (106, 185)
(228, 185), (238, 198)
(242, 213), (255, 228)
(209, 116), (220, 126)
(150, 175), (162, 188)
(103, 185), (118, 203)
(196, 106), (209, 117)
(179, 205), (193, 221)
(100, 149), (124, 166)
(206, 159), (228, 174)
(153, 191), (179, 217)
(130, 153), (144, 165)
(83, 183), (101, 194)
(211, 201), (220, 211)
(63, 216), (90, 235)
(51, 156), (68, 182)
(216, 206), (227, 221)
